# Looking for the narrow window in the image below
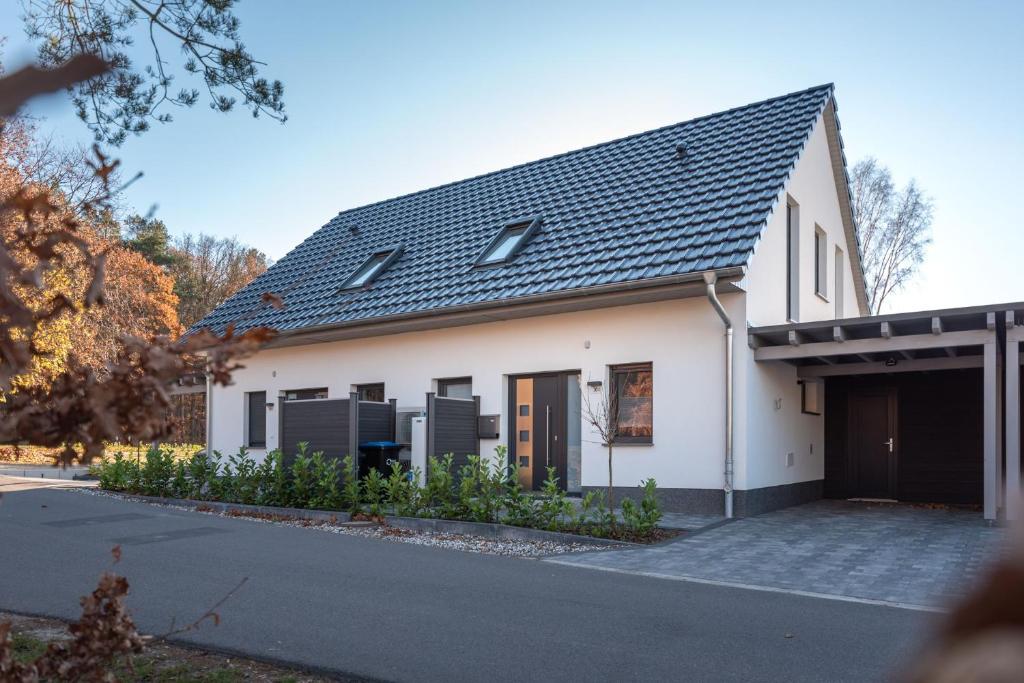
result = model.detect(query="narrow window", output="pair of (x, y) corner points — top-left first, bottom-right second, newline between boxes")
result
(246, 391), (267, 448)
(475, 217), (540, 266)
(834, 247), (845, 318)
(814, 226), (828, 299)
(786, 199), (800, 322)
(284, 388), (328, 401)
(356, 383), (385, 402)
(610, 363), (653, 444)
(342, 248), (402, 290)
(437, 377), (473, 399)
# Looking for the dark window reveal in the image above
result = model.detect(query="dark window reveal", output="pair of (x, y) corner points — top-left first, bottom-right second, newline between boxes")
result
(611, 363), (653, 444)
(438, 377), (473, 399)
(284, 387), (327, 401)
(357, 383), (385, 402)
(247, 391), (267, 448)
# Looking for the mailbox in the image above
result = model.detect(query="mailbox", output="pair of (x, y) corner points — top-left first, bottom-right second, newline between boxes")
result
(478, 414), (500, 439)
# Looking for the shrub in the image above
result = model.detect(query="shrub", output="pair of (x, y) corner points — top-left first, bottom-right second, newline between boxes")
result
(501, 461), (536, 528)
(309, 451), (341, 510)
(535, 467), (571, 531)
(140, 448), (175, 497)
(385, 460), (420, 517)
(290, 443), (315, 508)
(425, 454), (455, 518)
(362, 468), (386, 517)
(170, 460), (189, 498)
(186, 451), (218, 500)
(341, 454), (362, 514)
(621, 478), (662, 537)
(255, 450), (289, 507)
(224, 448), (258, 504)
(96, 453), (134, 491)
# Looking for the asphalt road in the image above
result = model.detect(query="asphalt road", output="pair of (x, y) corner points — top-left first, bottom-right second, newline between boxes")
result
(0, 487), (933, 682)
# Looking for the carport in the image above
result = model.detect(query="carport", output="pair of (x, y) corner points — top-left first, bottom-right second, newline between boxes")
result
(748, 303), (1024, 524)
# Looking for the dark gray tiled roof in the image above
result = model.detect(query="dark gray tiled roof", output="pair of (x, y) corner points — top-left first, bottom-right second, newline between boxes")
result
(194, 84), (834, 335)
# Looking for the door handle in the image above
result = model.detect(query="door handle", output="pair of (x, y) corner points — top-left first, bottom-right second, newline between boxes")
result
(545, 405), (551, 468)
(884, 438), (894, 453)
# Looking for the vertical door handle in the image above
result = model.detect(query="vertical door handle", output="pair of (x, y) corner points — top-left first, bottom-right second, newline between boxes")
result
(545, 405), (551, 467)
(884, 438), (894, 453)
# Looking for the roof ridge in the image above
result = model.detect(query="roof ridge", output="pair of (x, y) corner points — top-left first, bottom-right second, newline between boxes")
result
(326, 83), (835, 221)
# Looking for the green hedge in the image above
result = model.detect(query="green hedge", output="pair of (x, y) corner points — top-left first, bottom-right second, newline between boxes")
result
(92, 444), (663, 539)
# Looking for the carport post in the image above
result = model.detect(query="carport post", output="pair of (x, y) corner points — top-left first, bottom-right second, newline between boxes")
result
(1006, 314), (1022, 522)
(984, 340), (1001, 522)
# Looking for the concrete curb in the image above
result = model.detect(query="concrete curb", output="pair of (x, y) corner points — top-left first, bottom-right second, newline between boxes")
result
(104, 493), (635, 546)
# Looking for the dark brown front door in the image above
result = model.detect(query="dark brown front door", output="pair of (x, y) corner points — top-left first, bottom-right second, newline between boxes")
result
(848, 388), (897, 499)
(510, 374), (569, 490)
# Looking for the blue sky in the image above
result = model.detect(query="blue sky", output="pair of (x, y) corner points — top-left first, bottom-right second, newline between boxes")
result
(2, 0), (1022, 313)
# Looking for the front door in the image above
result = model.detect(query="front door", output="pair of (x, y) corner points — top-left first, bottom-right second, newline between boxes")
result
(511, 373), (576, 490)
(848, 388), (897, 499)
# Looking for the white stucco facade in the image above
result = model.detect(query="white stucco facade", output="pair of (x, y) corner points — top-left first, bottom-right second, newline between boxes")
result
(206, 110), (866, 512)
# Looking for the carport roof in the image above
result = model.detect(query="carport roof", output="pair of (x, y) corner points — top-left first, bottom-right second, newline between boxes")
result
(748, 302), (1024, 377)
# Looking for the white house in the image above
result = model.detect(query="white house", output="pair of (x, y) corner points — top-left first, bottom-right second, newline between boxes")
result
(195, 84), (1022, 521)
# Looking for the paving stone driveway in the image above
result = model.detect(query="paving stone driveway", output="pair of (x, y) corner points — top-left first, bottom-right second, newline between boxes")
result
(547, 500), (1005, 609)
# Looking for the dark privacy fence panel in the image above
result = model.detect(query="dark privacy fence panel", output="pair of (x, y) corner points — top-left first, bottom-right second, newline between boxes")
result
(427, 395), (480, 470)
(280, 398), (350, 464)
(358, 401), (394, 444)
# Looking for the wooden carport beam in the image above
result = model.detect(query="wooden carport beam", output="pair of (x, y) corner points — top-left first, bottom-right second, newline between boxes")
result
(984, 341), (1001, 522)
(880, 322), (914, 359)
(754, 329), (994, 362)
(1006, 311), (1022, 522)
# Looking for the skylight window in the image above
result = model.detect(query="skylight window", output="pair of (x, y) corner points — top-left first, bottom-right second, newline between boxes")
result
(342, 248), (402, 290)
(475, 218), (540, 266)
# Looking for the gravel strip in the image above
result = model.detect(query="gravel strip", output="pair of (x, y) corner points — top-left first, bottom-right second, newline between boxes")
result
(70, 488), (619, 557)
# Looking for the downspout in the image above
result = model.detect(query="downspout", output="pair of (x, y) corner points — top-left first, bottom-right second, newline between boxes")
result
(703, 272), (734, 518)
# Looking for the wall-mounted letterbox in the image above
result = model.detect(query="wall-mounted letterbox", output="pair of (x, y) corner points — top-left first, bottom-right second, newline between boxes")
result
(478, 414), (500, 439)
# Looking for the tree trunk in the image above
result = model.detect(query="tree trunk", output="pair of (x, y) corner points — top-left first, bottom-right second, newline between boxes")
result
(607, 442), (614, 528)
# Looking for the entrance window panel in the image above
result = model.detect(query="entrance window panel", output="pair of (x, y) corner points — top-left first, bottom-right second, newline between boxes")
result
(515, 378), (534, 489)
(356, 383), (385, 402)
(611, 363), (654, 444)
(438, 377), (473, 399)
(566, 373), (582, 493)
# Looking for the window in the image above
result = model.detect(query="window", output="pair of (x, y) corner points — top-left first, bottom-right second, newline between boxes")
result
(786, 199), (800, 322)
(834, 247), (845, 318)
(342, 248), (402, 289)
(801, 380), (823, 415)
(814, 226), (828, 299)
(610, 363), (653, 444)
(283, 387), (327, 401)
(475, 217), (540, 266)
(438, 377), (473, 399)
(356, 383), (385, 402)
(246, 391), (267, 448)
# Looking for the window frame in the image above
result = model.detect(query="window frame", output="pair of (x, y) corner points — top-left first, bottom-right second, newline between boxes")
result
(834, 246), (845, 318)
(340, 246), (403, 290)
(437, 377), (473, 399)
(786, 198), (800, 322)
(355, 382), (386, 402)
(609, 362), (654, 445)
(814, 225), (828, 300)
(283, 387), (328, 401)
(246, 391), (267, 448)
(474, 217), (541, 268)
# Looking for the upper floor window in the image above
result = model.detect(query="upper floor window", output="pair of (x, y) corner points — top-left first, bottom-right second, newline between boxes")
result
(814, 225), (828, 299)
(786, 198), (800, 322)
(834, 247), (845, 318)
(475, 217), (540, 266)
(610, 363), (653, 444)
